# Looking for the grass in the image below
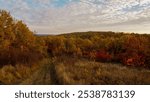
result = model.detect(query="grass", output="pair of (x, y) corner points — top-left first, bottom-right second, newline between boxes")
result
(54, 56), (150, 85)
(0, 64), (37, 84)
(0, 56), (150, 85)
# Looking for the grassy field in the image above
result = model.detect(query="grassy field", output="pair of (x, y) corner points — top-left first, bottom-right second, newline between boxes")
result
(54, 56), (150, 85)
(1, 56), (150, 85)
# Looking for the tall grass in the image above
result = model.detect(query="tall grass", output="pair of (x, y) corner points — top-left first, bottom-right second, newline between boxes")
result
(54, 57), (150, 85)
(0, 64), (36, 84)
(21, 58), (58, 85)
(0, 57), (150, 85)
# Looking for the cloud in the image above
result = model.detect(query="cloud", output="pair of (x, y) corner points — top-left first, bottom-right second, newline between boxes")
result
(0, 0), (150, 34)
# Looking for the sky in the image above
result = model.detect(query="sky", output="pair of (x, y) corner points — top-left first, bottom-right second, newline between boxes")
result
(0, 0), (150, 34)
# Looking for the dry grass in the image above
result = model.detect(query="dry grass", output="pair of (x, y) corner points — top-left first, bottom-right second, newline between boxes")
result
(54, 57), (150, 85)
(0, 57), (150, 85)
(0, 58), (57, 85)
(21, 58), (59, 85)
(0, 64), (37, 84)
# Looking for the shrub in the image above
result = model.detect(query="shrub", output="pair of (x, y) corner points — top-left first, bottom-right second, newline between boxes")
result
(96, 50), (112, 62)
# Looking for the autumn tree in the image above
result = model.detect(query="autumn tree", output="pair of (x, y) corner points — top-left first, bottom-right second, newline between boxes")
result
(0, 10), (15, 49)
(12, 21), (35, 49)
(0, 10), (44, 66)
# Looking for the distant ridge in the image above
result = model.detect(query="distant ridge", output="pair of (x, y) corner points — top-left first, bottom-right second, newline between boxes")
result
(34, 34), (55, 36)
(35, 31), (149, 36)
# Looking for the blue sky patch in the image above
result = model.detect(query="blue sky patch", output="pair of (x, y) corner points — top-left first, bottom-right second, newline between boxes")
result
(51, 0), (72, 7)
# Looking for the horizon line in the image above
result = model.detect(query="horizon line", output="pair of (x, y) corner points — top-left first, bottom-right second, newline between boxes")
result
(35, 30), (150, 35)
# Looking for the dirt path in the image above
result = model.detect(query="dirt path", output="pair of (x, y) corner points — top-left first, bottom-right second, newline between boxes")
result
(21, 62), (60, 85)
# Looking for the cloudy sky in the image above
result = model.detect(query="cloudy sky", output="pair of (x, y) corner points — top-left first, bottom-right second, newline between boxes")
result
(0, 0), (150, 34)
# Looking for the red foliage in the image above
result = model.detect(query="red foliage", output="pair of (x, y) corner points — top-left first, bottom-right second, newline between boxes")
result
(118, 52), (145, 67)
(125, 58), (134, 66)
(96, 50), (112, 62)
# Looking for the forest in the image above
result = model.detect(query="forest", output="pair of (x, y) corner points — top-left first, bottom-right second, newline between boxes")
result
(0, 10), (150, 85)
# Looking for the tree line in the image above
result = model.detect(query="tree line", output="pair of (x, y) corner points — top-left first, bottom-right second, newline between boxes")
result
(45, 32), (150, 68)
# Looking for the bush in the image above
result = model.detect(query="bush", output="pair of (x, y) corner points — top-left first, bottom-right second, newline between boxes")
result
(96, 50), (112, 62)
